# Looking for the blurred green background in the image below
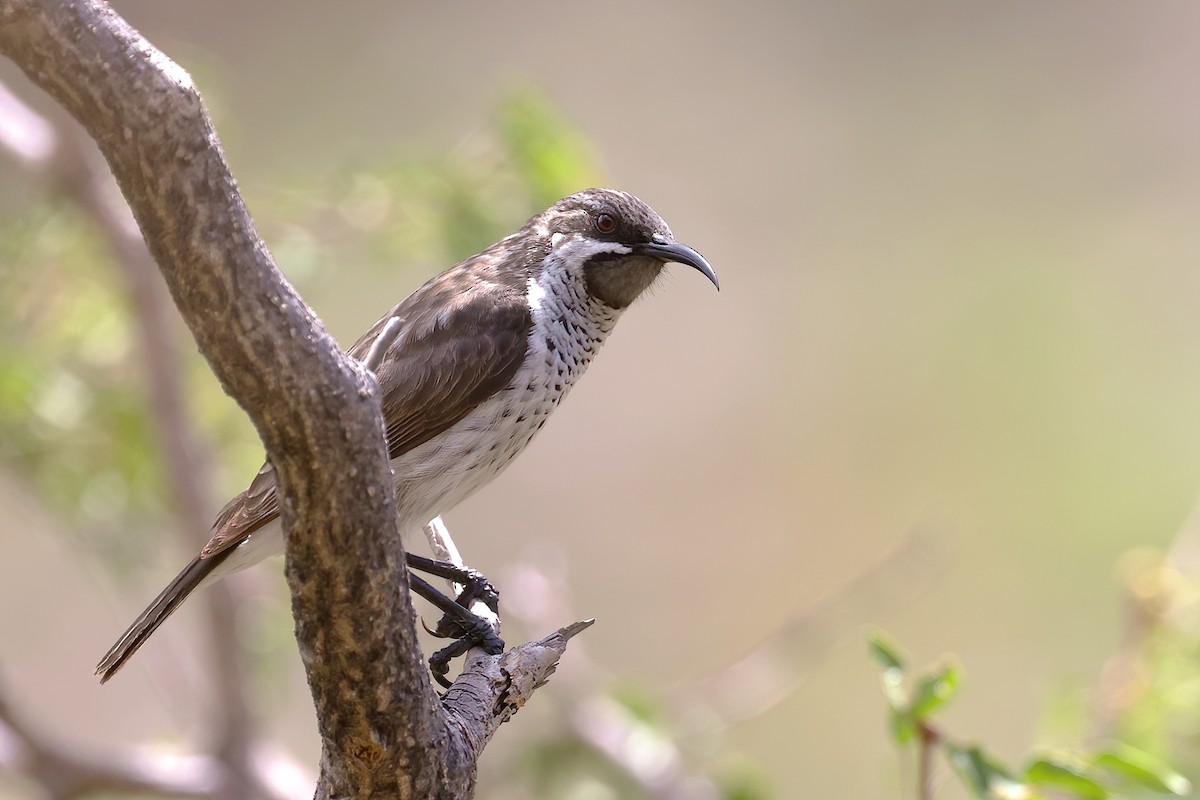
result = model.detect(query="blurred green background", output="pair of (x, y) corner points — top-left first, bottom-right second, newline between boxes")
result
(4, 1), (1200, 797)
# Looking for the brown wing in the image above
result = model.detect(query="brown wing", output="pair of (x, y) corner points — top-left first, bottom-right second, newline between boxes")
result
(363, 279), (532, 460)
(201, 261), (531, 559)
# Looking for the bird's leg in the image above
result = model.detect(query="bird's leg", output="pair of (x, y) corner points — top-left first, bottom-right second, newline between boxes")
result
(406, 553), (500, 630)
(416, 516), (501, 636)
(409, 516), (503, 685)
(407, 572), (505, 688)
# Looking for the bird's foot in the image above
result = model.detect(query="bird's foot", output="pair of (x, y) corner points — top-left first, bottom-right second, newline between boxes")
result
(407, 567), (505, 688)
(405, 553), (500, 637)
(427, 615), (505, 688)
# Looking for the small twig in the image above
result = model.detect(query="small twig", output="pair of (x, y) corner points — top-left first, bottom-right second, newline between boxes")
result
(917, 722), (939, 800)
(423, 516), (465, 596)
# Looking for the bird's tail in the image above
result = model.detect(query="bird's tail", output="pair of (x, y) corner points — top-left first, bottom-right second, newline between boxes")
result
(95, 551), (230, 683)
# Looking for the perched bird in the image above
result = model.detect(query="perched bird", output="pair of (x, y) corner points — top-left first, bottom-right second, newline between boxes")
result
(96, 188), (718, 682)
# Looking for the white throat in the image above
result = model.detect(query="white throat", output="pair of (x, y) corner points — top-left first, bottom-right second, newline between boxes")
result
(528, 233), (626, 352)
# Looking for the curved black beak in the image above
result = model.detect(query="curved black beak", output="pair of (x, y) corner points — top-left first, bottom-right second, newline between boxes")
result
(633, 240), (720, 290)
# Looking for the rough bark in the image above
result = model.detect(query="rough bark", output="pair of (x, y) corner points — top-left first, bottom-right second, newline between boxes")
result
(0, 1), (586, 796)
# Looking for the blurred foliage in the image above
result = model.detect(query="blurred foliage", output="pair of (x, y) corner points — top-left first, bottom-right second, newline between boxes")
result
(0, 201), (162, 574)
(1100, 549), (1200, 782)
(870, 626), (1196, 799)
(250, 85), (604, 284)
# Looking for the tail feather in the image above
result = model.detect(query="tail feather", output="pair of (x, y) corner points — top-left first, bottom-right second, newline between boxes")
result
(96, 551), (231, 683)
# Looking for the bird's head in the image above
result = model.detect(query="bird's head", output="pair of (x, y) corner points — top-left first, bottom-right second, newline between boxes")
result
(532, 188), (719, 309)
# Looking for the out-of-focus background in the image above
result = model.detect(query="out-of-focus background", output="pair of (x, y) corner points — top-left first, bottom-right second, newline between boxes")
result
(4, 2), (1200, 798)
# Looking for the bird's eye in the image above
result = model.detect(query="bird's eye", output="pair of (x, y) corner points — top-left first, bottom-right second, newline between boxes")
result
(594, 213), (616, 234)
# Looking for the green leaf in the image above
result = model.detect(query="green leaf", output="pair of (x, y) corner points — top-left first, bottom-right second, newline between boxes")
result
(910, 660), (962, 721)
(879, 669), (908, 713)
(869, 632), (911, 721)
(947, 744), (1026, 799)
(1091, 745), (1190, 796)
(1025, 757), (1107, 799)
(868, 632), (907, 672)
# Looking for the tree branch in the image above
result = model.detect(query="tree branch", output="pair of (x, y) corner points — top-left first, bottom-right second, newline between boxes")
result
(0, 1), (586, 795)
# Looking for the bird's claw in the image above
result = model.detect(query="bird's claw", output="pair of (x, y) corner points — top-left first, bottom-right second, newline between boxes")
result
(428, 615), (505, 689)
(427, 570), (500, 639)
(406, 557), (503, 687)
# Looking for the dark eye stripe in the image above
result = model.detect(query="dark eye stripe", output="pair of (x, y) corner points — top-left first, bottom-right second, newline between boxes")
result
(585, 251), (623, 265)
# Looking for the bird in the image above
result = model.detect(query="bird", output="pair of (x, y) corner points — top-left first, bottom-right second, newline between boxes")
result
(96, 187), (718, 683)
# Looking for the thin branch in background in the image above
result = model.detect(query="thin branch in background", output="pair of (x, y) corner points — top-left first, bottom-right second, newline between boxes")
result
(499, 560), (723, 800)
(60, 135), (260, 800)
(674, 529), (950, 733)
(569, 695), (723, 800)
(0, 674), (313, 800)
(495, 529), (950, 799)
(0, 77), (264, 799)
(0, 675), (214, 800)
